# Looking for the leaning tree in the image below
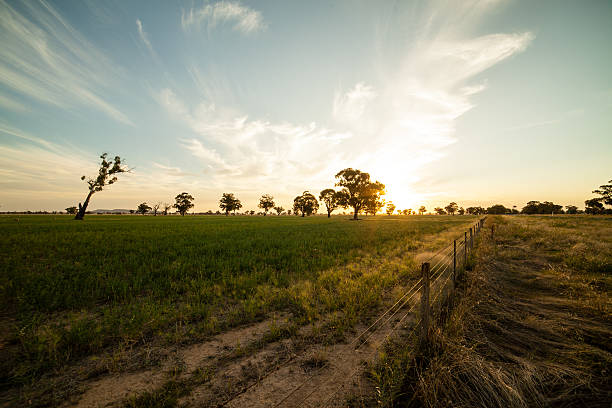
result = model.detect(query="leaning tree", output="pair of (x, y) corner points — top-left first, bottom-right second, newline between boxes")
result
(174, 192), (195, 216)
(335, 168), (385, 220)
(75, 153), (129, 220)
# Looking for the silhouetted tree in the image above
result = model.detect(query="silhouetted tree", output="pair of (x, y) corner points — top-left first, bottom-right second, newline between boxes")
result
(521, 201), (563, 214)
(487, 204), (509, 214)
(319, 188), (342, 218)
(419, 206), (426, 215)
(174, 192), (194, 216)
(258, 194), (275, 216)
(593, 179), (612, 206)
(136, 202), (151, 215)
(162, 202), (172, 215)
(445, 202), (458, 215)
(585, 198), (604, 214)
(151, 202), (161, 216)
(75, 153), (128, 220)
(434, 207), (446, 215)
(335, 168), (385, 220)
(458, 207), (465, 215)
(65, 206), (77, 215)
(565, 205), (578, 214)
(219, 193), (241, 216)
(274, 206), (284, 215)
(466, 206), (485, 215)
(386, 202), (396, 215)
(293, 191), (319, 217)
(364, 195), (385, 216)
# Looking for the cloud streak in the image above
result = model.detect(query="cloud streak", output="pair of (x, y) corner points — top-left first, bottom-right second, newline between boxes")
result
(181, 1), (266, 34)
(136, 18), (153, 53)
(0, 0), (132, 124)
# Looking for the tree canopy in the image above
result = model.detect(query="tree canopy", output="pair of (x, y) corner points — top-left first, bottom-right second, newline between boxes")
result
(219, 193), (242, 216)
(319, 188), (342, 218)
(487, 204), (509, 214)
(466, 206), (485, 215)
(444, 202), (458, 215)
(592, 179), (612, 206)
(434, 207), (446, 215)
(335, 168), (385, 219)
(174, 192), (194, 216)
(386, 202), (396, 215)
(419, 206), (427, 215)
(521, 200), (563, 214)
(293, 191), (319, 217)
(136, 202), (152, 215)
(258, 194), (275, 216)
(585, 198), (604, 214)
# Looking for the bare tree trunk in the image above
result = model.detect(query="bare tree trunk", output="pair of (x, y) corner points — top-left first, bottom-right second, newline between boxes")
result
(353, 206), (358, 220)
(327, 210), (331, 218)
(75, 190), (93, 220)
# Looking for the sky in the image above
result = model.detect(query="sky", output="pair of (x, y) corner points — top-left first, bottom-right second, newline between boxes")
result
(1, 0), (611, 212)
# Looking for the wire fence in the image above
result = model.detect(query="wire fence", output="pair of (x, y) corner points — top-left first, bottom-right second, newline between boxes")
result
(226, 217), (487, 408)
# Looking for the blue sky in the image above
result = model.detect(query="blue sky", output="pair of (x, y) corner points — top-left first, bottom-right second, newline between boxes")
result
(1, 0), (611, 212)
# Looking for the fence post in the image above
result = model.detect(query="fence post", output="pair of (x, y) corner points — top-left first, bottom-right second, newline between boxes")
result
(464, 231), (468, 266)
(470, 227), (473, 249)
(420, 262), (430, 342)
(453, 240), (456, 286)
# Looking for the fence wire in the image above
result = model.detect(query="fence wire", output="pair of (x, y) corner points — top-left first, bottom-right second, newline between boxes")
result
(236, 218), (486, 408)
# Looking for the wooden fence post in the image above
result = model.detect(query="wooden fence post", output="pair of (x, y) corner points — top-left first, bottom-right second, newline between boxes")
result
(464, 231), (468, 266)
(470, 227), (473, 249)
(453, 240), (456, 287)
(420, 262), (430, 342)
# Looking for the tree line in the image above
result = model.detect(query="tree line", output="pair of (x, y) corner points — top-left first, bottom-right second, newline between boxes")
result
(65, 154), (611, 219)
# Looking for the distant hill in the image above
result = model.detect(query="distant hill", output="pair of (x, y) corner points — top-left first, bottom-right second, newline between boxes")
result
(91, 209), (131, 214)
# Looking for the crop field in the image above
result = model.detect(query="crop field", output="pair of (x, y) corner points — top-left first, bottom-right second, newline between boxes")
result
(1, 214), (477, 407)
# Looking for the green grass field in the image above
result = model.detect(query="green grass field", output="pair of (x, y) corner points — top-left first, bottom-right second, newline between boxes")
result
(1, 214), (476, 389)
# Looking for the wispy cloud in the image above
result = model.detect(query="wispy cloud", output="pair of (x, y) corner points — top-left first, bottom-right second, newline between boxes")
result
(0, 0), (132, 125)
(181, 1), (266, 34)
(157, 87), (349, 193)
(333, 83), (377, 123)
(136, 18), (153, 53)
(328, 1), (535, 206)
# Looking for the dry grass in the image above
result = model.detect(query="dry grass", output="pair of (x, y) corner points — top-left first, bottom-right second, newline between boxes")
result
(371, 215), (612, 408)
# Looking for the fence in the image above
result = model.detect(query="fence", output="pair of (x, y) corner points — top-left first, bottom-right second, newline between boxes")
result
(418, 216), (486, 343)
(264, 217), (488, 407)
